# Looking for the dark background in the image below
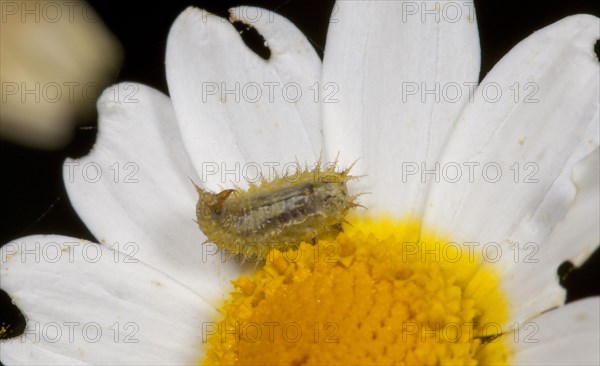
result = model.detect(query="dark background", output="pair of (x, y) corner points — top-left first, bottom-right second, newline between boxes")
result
(1, 0), (599, 351)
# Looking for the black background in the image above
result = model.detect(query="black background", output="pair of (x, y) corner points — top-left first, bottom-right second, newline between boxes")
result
(1, 0), (599, 355)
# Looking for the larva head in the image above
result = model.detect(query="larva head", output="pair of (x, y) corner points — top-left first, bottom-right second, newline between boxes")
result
(193, 181), (234, 229)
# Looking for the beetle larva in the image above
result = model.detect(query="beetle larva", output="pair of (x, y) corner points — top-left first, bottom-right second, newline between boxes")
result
(194, 162), (360, 260)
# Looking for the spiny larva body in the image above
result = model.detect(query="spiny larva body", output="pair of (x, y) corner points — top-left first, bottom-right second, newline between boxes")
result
(194, 163), (359, 260)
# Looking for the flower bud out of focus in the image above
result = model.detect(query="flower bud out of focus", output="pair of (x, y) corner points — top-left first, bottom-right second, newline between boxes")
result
(1, 0), (122, 149)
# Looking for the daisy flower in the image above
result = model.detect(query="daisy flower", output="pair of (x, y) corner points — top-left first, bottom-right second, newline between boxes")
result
(1, 1), (599, 365)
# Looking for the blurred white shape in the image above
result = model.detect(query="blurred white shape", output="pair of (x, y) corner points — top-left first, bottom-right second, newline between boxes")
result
(0, 0), (122, 149)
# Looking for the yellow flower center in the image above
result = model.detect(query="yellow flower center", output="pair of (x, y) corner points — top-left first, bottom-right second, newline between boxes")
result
(202, 216), (511, 365)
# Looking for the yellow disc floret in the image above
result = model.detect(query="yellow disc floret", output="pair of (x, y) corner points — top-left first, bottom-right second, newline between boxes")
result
(203, 216), (510, 365)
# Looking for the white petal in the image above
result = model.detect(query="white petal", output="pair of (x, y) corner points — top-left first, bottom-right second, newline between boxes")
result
(64, 83), (245, 305)
(0, 236), (213, 365)
(166, 7), (322, 191)
(322, 0), (480, 217)
(510, 297), (600, 366)
(422, 15), (599, 319)
(229, 6), (322, 151)
(424, 14), (599, 241)
(504, 148), (599, 325)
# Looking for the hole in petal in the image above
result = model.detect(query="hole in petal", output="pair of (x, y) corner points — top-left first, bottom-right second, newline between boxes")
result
(230, 21), (271, 60)
(0, 289), (26, 340)
(557, 260), (575, 288)
(65, 121), (98, 159)
(594, 39), (599, 61)
(560, 247), (600, 303)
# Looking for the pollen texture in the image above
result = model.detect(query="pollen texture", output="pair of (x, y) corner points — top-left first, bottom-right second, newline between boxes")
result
(203, 216), (511, 365)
